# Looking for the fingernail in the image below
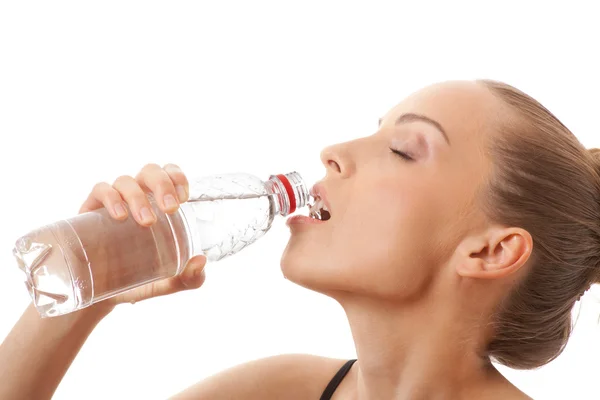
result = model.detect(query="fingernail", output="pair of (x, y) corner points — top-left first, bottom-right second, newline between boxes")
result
(113, 202), (127, 218)
(163, 194), (178, 211)
(176, 185), (187, 203)
(140, 207), (155, 224)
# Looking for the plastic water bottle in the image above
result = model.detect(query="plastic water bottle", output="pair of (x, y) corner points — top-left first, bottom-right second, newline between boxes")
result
(12, 172), (311, 318)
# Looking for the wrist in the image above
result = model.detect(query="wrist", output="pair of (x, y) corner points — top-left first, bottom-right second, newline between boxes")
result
(33, 301), (114, 330)
(73, 302), (115, 324)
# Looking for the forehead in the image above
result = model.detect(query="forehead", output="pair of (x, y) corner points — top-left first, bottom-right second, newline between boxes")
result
(382, 81), (501, 147)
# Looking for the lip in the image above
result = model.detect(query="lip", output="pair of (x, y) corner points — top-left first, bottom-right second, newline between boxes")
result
(286, 215), (327, 226)
(309, 182), (332, 214)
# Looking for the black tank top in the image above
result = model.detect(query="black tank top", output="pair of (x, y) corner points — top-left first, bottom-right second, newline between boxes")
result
(320, 359), (357, 400)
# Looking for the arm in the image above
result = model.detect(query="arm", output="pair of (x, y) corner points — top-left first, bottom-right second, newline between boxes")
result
(0, 163), (203, 399)
(0, 303), (113, 400)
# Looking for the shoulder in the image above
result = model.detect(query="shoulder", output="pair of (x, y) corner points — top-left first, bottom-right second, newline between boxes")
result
(169, 354), (351, 400)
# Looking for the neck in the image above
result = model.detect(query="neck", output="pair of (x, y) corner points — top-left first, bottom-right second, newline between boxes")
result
(338, 293), (506, 400)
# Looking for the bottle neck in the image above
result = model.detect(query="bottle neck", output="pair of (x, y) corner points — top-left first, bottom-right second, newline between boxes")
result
(266, 172), (310, 216)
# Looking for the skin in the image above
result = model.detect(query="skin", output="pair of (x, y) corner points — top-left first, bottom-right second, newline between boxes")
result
(0, 81), (535, 399)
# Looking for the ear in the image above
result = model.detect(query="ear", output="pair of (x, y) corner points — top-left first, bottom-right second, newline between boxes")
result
(455, 227), (533, 280)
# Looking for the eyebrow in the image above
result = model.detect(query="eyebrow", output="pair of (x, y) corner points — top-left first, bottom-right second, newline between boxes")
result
(379, 113), (451, 145)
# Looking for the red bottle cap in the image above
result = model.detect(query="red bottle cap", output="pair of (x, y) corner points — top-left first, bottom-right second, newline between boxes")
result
(275, 174), (297, 214)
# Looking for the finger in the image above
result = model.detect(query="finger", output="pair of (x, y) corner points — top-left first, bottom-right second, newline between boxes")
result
(162, 163), (190, 203)
(181, 268), (206, 290)
(79, 182), (128, 220)
(113, 255), (207, 305)
(135, 163), (180, 214)
(179, 255), (208, 289)
(112, 175), (156, 226)
(151, 255), (207, 296)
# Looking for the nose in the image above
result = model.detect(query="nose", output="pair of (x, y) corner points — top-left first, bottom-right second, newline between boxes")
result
(320, 142), (354, 179)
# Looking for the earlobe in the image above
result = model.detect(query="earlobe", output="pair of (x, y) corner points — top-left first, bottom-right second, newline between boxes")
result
(456, 228), (533, 280)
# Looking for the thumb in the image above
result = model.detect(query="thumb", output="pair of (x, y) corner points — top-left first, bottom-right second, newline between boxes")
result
(112, 254), (208, 305)
(180, 255), (208, 289)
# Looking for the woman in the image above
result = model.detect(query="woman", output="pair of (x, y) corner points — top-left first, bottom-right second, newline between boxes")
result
(1, 79), (596, 399)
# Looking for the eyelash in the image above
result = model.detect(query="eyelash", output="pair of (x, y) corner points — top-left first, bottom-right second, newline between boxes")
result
(390, 148), (414, 161)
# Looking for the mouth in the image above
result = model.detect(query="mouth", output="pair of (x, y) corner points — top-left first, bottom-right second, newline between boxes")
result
(307, 183), (332, 222)
(308, 196), (331, 221)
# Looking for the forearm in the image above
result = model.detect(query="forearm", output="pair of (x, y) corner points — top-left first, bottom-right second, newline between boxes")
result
(0, 303), (113, 400)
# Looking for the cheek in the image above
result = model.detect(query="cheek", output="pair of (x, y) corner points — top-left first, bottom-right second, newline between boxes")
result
(348, 175), (437, 245)
(280, 176), (445, 298)
(325, 180), (439, 296)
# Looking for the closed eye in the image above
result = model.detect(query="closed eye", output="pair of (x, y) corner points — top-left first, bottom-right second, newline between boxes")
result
(390, 148), (414, 161)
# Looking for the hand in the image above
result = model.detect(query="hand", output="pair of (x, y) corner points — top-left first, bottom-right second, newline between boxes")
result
(79, 163), (207, 308)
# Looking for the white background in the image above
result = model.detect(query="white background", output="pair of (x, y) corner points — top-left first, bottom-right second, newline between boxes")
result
(1, 1), (600, 399)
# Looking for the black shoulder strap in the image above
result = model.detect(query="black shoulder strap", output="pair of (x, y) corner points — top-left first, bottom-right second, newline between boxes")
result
(320, 359), (357, 400)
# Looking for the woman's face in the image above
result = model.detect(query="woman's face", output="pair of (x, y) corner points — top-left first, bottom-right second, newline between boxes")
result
(281, 81), (500, 301)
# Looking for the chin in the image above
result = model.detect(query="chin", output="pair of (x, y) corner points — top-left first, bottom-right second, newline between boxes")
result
(279, 238), (329, 291)
(280, 238), (354, 298)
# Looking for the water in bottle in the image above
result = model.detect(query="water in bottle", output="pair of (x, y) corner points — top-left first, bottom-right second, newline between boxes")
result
(13, 172), (311, 317)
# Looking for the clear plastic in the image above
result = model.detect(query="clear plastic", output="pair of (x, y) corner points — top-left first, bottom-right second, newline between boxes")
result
(13, 172), (310, 317)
